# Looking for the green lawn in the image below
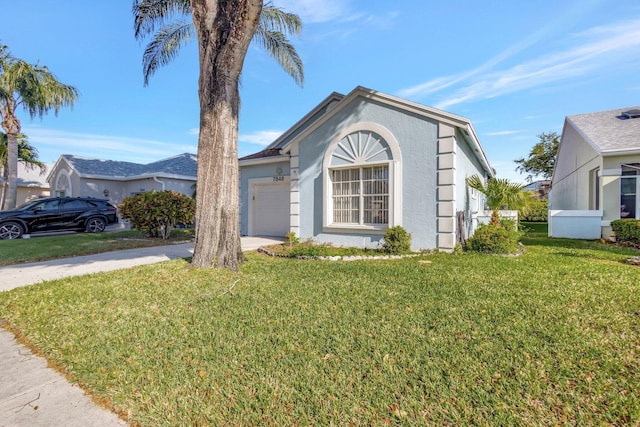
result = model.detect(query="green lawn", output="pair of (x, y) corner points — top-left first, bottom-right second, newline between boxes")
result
(0, 229), (194, 266)
(0, 229), (639, 425)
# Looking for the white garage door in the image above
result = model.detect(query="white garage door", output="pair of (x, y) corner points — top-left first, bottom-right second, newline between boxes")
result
(252, 183), (290, 236)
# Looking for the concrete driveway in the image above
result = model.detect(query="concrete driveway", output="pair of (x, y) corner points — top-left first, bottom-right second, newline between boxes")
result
(0, 236), (282, 291)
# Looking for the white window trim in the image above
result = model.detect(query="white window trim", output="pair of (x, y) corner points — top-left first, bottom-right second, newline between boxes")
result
(322, 122), (402, 232)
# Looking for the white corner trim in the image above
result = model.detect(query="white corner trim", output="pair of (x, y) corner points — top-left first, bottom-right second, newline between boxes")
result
(601, 168), (621, 177)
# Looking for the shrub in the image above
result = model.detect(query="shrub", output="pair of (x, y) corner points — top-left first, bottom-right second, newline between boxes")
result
(284, 232), (300, 246)
(610, 219), (640, 245)
(500, 218), (516, 231)
(119, 190), (196, 239)
(381, 226), (412, 254)
(467, 223), (521, 254)
(520, 199), (548, 222)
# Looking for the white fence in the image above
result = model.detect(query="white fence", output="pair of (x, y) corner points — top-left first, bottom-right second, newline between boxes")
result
(476, 210), (519, 227)
(548, 210), (603, 239)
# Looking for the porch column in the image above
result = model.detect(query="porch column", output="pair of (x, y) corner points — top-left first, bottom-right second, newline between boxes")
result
(289, 142), (300, 236)
(437, 123), (456, 251)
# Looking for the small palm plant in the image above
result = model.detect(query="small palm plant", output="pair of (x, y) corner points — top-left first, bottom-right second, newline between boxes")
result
(465, 175), (530, 225)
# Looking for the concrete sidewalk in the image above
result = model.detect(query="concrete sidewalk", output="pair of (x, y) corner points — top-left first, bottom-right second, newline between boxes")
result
(0, 236), (282, 426)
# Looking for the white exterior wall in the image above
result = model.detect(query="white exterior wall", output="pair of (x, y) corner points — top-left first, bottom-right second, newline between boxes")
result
(549, 210), (603, 239)
(551, 122), (601, 211)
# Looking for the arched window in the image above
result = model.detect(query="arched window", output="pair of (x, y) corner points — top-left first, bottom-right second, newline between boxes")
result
(323, 122), (402, 230)
(55, 171), (71, 197)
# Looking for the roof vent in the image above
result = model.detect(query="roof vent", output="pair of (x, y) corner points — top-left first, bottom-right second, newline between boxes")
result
(622, 109), (640, 119)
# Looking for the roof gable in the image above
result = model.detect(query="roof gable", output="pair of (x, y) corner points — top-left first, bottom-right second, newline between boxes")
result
(240, 86), (493, 177)
(565, 106), (640, 154)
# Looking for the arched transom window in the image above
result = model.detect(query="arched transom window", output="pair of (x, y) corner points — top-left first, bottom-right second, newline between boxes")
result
(55, 171), (71, 197)
(323, 123), (402, 230)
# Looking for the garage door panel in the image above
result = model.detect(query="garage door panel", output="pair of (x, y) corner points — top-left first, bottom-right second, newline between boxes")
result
(252, 183), (289, 236)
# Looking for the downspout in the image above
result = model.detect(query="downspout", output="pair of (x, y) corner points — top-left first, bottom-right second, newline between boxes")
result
(153, 176), (166, 191)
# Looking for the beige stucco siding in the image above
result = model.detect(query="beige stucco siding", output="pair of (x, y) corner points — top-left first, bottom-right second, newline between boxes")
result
(601, 154), (640, 224)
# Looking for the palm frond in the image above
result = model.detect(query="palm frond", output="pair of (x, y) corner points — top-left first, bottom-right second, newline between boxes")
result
(133, 1), (304, 87)
(142, 20), (194, 86)
(133, 0), (191, 39)
(252, 29), (304, 86)
(1, 59), (78, 120)
(466, 174), (528, 211)
(260, 4), (302, 37)
(0, 132), (46, 173)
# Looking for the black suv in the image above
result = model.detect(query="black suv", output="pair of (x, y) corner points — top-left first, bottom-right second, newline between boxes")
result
(0, 197), (118, 239)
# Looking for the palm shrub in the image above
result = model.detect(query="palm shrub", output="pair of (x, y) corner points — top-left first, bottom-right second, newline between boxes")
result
(119, 190), (195, 239)
(465, 175), (528, 253)
(381, 226), (412, 254)
(465, 175), (529, 224)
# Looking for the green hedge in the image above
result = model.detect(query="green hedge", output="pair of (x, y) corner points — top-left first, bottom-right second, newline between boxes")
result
(520, 199), (548, 222)
(611, 219), (640, 245)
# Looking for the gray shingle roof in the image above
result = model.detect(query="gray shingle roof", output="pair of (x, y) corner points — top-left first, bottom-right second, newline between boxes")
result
(17, 163), (50, 187)
(567, 106), (640, 153)
(62, 153), (197, 178)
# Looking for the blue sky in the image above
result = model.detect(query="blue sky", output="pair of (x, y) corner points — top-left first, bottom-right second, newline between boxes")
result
(3, 0), (640, 182)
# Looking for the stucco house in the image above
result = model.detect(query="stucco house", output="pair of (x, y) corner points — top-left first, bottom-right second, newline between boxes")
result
(47, 153), (197, 208)
(550, 106), (640, 239)
(239, 86), (494, 252)
(1, 163), (51, 207)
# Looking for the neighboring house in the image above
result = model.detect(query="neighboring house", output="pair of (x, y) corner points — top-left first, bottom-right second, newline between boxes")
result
(523, 180), (551, 200)
(0, 163), (51, 207)
(47, 153), (197, 208)
(239, 86), (494, 251)
(550, 106), (640, 239)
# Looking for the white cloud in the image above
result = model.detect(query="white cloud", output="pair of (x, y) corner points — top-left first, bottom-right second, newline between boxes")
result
(23, 127), (197, 164)
(238, 130), (282, 146)
(485, 130), (520, 136)
(399, 17), (640, 110)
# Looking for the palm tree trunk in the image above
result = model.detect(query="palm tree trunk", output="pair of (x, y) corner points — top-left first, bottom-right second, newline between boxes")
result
(190, 0), (262, 270)
(1, 166), (8, 210)
(1, 110), (21, 210)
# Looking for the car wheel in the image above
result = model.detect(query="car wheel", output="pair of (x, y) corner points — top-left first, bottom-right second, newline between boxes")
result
(86, 217), (106, 233)
(0, 222), (24, 239)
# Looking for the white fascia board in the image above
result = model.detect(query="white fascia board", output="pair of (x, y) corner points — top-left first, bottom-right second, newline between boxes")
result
(46, 156), (76, 182)
(239, 155), (289, 167)
(602, 148), (640, 157)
